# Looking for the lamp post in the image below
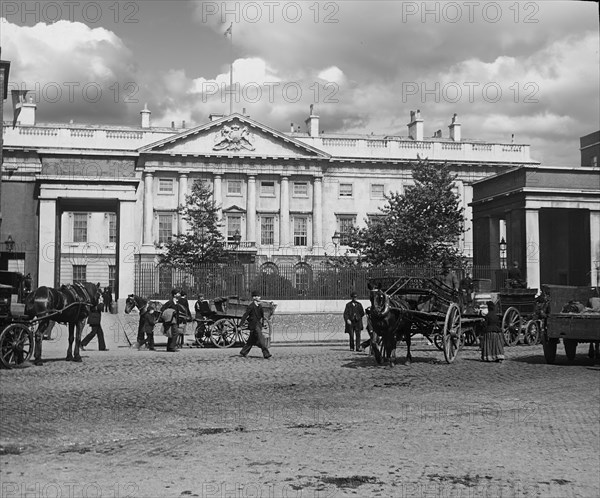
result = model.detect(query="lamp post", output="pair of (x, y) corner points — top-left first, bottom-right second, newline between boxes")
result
(331, 231), (340, 257)
(499, 237), (507, 269)
(4, 234), (15, 253)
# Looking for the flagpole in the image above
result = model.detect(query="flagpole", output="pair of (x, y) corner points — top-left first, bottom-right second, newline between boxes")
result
(229, 23), (233, 115)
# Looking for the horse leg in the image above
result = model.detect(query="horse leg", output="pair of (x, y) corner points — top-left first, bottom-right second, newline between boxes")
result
(66, 323), (74, 361)
(33, 321), (47, 366)
(73, 321), (83, 362)
(405, 333), (412, 365)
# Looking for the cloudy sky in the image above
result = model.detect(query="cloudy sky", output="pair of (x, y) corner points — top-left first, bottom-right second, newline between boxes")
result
(2, 0), (598, 165)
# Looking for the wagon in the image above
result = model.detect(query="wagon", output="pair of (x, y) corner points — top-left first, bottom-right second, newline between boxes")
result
(0, 282), (34, 369)
(367, 276), (486, 364)
(541, 285), (600, 364)
(192, 295), (277, 348)
(497, 288), (543, 346)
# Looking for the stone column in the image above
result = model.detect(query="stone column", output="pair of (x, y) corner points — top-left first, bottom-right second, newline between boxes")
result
(38, 199), (57, 287)
(118, 200), (137, 301)
(312, 177), (323, 248)
(590, 210), (600, 287)
(246, 175), (256, 243)
(280, 176), (290, 247)
(178, 173), (188, 234)
(488, 216), (500, 268)
(213, 174), (222, 217)
(143, 172), (154, 245)
(525, 208), (540, 290)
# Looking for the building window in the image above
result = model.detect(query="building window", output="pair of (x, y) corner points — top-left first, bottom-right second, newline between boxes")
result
(293, 182), (308, 197)
(260, 216), (274, 245)
(293, 217), (307, 246)
(339, 183), (353, 197)
(261, 181), (275, 196)
(227, 215), (242, 242)
(108, 213), (117, 243)
(228, 180), (242, 195)
(108, 265), (116, 291)
(338, 215), (356, 245)
(158, 214), (173, 244)
(158, 178), (174, 194)
(73, 213), (88, 243)
(73, 265), (86, 283)
(371, 184), (385, 199)
(367, 214), (385, 225)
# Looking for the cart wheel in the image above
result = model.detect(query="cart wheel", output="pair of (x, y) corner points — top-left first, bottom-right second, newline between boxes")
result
(194, 321), (213, 347)
(564, 339), (577, 362)
(210, 318), (238, 348)
(541, 332), (558, 364)
(0, 324), (34, 369)
(463, 326), (477, 346)
(433, 333), (444, 351)
(234, 318), (249, 345)
(443, 303), (461, 364)
(502, 307), (521, 346)
(524, 320), (540, 346)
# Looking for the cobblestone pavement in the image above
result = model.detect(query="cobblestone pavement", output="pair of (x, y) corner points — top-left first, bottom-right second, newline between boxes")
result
(1, 325), (599, 498)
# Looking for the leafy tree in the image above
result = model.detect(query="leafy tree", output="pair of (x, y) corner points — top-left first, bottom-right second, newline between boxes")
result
(346, 159), (466, 267)
(160, 180), (227, 268)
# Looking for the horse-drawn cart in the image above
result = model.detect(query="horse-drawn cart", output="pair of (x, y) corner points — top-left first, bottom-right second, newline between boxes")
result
(367, 276), (485, 365)
(0, 283), (34, 368)
(193, 296), (276, 348)
(497, 288), (544, 347)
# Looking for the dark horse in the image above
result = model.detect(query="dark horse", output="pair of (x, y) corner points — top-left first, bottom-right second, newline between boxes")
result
(124, 294), (160, 316)
(367, 282), (413, 366)
(24, 282), (101, 365)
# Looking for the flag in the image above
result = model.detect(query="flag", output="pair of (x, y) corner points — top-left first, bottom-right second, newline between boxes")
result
(224, 23), (232, 37)
(11, 89), (28, 128)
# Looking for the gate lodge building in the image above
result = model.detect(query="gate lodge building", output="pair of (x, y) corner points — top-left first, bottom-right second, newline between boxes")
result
(2, 98), (597, 303)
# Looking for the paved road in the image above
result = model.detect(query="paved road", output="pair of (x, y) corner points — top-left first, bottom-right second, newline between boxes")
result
(1, 326), (599, 498)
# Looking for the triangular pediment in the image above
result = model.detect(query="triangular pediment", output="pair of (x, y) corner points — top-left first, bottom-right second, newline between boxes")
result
(223, 204), (246, 213)
(139, 113), (329, 160)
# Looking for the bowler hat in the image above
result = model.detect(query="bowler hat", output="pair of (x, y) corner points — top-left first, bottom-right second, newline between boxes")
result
(251, 290), (261, 297)
(350, 291), (358, 298)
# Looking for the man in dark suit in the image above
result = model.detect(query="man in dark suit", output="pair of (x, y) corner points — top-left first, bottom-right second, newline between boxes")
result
(344, 292), (365, 352)
(239, 290), (272, 359)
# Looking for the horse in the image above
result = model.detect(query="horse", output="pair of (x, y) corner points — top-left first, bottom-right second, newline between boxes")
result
(124, 294), (163, 349)
(367, 282), (413, 366)
(24, 282), (102, 365)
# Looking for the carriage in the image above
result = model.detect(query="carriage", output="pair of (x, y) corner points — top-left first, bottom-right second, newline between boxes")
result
(192, 295), (277, 348)
(367, 276), (486, 364)
(0, 280), (34, 368)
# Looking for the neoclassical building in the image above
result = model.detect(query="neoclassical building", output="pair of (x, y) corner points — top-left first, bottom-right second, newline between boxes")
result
(1, 100), (543, 302)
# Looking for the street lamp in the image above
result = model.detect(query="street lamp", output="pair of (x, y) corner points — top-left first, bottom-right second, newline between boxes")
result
(499, 237), (507, 269)
(4, 235), (15, 252)
(332, 231), (341, 257)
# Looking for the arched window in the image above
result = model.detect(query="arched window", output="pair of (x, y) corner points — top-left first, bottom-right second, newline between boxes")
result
(260, 262), (279, 276)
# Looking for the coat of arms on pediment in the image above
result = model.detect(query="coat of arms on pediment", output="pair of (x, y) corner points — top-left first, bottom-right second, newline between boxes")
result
(213, 123), (255, 151)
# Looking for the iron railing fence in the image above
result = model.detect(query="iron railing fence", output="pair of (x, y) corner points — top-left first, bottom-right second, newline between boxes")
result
(134, 262), (510, 300)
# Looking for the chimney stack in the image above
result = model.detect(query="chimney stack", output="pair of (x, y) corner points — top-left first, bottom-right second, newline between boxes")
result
(13, 93), (36, 126)
(182, 120), (186, 128)
(290, 122), (294, 133)
(407, 109), (423, 141)
(305, 104), (319, 137)
(448, 113), (461, 141)
(140, 103), (151, 128)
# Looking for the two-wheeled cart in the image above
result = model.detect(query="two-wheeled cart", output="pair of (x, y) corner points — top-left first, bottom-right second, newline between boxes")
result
(192, 296), (276, 348)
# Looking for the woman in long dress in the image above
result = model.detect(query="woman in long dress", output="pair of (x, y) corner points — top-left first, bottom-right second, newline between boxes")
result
(481, 301), (505, 362)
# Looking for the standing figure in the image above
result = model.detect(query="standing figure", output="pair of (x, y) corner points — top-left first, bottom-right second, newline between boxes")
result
(160, 289), (182, 352)
(508, 261), (526, 288)
(81, 301), (109, 351)
(239, 291), (272, 359)
(460, 272), (474, 309)
(344, 291), (365, 352)
(175, 291), (193, 348)
(480, 301), (505, 362)
(136, 302), (157, 351)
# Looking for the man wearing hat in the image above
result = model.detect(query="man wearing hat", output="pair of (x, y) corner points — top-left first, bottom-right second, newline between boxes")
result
(343, 292), (365, 352)
(239, 290), (272, 359)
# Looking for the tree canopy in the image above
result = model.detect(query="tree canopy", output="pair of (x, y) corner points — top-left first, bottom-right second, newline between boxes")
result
(160, 180), (227, 268)
(346, 159), (466, 267)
